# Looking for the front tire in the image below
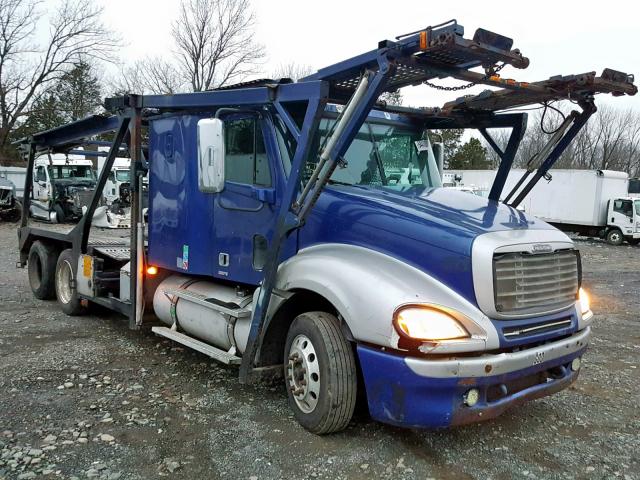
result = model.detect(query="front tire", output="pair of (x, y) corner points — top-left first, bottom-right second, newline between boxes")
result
(606, 228), (623, 246)
(284, 311), (357, 434)
(28, 241), (58, 299)
(53, 204), (65, 223)
(55, 249), (88, 316)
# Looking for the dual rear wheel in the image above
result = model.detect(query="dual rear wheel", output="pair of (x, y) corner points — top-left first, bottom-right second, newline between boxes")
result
(27, 242), (87, 315)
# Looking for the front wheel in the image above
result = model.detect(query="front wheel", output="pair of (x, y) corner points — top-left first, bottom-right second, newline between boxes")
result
(606, 229), (623, 246)
(284, 311), (357, 434)
(55, 249), (88, 316)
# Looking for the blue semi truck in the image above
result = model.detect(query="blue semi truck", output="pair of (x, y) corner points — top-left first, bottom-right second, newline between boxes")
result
(16, 21), (636, 433)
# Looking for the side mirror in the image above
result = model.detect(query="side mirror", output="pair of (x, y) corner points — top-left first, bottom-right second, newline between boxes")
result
(197, 118), (225, 193)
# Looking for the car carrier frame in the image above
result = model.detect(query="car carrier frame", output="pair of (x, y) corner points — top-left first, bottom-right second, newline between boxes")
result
(15, 20), (636, 431)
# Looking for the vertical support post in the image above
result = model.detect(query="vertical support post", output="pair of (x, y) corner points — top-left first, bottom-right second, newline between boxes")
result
(72, 117), (130, 254)
(20, 144), (36, 228)
(510, 103), (595, 208)
(128, 100), (143, 330)
(239, 95), (327, 383)
(480, 113), (527, 202)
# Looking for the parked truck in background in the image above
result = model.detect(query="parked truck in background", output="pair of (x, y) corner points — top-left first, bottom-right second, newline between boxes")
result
(446, 169), (639, 245)
(15, 22), (637, 433)
(98, 156), (132, 206)
(0, 175), (20, 221)
(29, 154), (97, 223)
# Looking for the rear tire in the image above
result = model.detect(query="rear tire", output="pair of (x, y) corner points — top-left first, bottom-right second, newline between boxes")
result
(55, 249), (88, 316)
(28, 241), (58, 300)
(606, 229), (623, 246)
(284, 311), (357, 434)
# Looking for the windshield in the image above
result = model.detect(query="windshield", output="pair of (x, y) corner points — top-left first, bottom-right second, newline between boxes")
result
(49, 165), (95, 180)
(115, 170), (130, 182)
(301, 118), (442, 191)
(635, 200), (640, 216)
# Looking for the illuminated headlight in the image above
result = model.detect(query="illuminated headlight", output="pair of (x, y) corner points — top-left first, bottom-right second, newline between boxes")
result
(394, 306), (470, 341)
(579, 287), (590, 315)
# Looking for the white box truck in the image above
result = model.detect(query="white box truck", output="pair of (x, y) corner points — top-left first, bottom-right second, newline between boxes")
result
(445, 169), (640, 245)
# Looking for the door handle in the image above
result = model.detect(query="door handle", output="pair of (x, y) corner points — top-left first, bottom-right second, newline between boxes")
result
(252, 187), (275, 204)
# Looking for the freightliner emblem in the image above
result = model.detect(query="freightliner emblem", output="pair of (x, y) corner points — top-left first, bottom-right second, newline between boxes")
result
(532, 244), (553, 254)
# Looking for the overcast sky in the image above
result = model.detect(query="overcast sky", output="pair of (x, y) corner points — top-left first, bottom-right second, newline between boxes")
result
(95, 0), (639, 111)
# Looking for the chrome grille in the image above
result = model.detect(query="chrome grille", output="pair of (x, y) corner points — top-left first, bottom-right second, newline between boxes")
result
(493, 250), (579, 316)
(73, 189), (94, 208)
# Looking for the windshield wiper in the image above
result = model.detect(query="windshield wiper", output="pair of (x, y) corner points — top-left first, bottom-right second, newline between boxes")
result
(327, 179), (355, 186)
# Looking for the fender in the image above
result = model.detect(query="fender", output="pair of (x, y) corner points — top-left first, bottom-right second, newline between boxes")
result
(275, 243), (500, 352)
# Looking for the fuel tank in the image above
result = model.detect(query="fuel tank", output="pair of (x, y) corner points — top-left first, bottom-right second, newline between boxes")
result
(153, 275), (253, 353)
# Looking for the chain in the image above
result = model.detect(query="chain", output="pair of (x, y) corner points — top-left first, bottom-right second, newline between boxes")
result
(423, 63), (506, 91)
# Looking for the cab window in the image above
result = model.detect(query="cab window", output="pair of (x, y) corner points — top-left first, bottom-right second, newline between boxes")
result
(35, 166), (46, 182)
(224, 118), (270, 186)
(613, 199), (633, 218)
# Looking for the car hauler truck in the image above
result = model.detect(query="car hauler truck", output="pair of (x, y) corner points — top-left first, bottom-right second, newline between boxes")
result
(446, 169), (639, 245)
(15, 21), (636, 433)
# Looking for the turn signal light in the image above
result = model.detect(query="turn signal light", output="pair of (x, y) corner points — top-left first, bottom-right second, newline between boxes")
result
(146, 265), (158, 276)
(579, 287), (590, 314)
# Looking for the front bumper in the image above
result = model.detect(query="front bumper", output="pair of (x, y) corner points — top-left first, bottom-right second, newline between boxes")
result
(358, 327), (590, 429)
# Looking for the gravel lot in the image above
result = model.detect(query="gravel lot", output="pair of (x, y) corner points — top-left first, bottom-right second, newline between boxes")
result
(0, 221), (638, 480)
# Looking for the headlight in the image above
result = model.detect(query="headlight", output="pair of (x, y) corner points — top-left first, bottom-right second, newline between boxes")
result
(393, 306), (470, 341)
(579, 287), (590, 314)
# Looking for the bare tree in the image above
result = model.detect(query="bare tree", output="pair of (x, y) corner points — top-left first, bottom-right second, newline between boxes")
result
(481, 103), (640, 176)
(111, 57), (184, 96)
(271, 63), (313, 82)
(172, 0), (265, 92)
(0, 0), (119, 156)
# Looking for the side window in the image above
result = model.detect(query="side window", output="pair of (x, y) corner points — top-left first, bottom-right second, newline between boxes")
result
(35, 166), (46, 182)
(224, 118), (271, 186)
(614, 199), (633, 217)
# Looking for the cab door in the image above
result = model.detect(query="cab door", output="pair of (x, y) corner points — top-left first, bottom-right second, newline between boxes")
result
(610, 198), (634, 230)
(212, 116), (278, 285)
(33, 165), (50, 203)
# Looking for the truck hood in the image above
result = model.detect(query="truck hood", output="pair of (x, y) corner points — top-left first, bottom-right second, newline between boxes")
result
(53, 178), (96, 189)
(299, 185), (557, 304)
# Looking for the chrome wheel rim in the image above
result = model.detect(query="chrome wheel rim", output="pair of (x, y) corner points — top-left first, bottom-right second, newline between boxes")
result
(286, 334), (320, 413)
(56, 260), (73, 304)
(610, 232), (621, 243)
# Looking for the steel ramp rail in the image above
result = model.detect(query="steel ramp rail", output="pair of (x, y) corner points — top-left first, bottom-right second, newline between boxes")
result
(444, 69), (637, 112)
(303, 20), (529, 100)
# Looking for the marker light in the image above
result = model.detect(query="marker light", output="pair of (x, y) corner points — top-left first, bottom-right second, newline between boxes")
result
(578, 287), (590, 314)
(146, 265), (158, 276)
(394, 306), (469, 341)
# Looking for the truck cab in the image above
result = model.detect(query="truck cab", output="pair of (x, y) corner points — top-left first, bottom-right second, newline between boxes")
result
(16, 21), (636, 434)
(607, 197), (640, 245)
(30, 155), (97, 223)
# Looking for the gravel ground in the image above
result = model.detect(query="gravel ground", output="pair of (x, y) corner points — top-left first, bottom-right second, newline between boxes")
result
(0, 222), (638, 480)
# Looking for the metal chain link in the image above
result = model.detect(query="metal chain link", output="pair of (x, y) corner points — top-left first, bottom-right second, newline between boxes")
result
(423, 63), (506, 91)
